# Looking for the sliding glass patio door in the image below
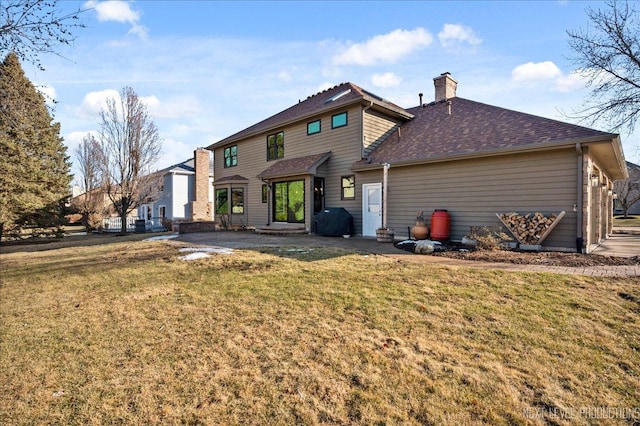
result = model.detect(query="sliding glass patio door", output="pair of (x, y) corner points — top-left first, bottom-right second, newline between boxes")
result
(273, 180), (305, 223)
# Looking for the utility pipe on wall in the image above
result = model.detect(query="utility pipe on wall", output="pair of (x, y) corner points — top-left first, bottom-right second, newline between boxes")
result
(382, 162), (390, 229)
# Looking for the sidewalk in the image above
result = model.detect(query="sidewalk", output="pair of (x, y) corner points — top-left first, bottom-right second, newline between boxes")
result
(592, 231), (640, 258)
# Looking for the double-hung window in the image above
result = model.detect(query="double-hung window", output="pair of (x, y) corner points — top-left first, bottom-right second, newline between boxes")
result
(224, 145), (237, 168)
(341, 176), (355, 200)
(267, 131), (284, 161)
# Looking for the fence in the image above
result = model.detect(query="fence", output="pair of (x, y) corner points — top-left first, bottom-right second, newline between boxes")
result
(101, 216), (138, 232)
(101, 216), (167, 232)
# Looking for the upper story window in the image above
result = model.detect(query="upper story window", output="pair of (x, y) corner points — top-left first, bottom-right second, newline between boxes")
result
(224, 145), (237, 168)
(267, 131), (284, 161)
(307, 119), (321, 135)
(332, 112), (348, 129)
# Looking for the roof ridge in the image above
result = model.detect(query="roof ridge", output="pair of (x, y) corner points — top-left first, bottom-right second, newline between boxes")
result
(409, 97), (616, 136)
(306, 82), (351, 100)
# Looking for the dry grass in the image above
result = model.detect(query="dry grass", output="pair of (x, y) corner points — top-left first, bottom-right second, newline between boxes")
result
(1, 239), (639, 425)
(614, 215), (640, 227)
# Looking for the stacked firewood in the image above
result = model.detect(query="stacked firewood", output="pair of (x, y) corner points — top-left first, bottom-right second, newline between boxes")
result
(498, 212), (558, 245)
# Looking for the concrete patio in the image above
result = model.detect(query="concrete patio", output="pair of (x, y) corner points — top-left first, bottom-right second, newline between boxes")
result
(592, 228), (640, 258)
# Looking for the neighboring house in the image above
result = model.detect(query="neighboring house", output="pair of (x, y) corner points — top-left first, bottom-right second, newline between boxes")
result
(138, 149), (214, 230)
(206, 72), (627, 253)
(614, 161), (640, 216)
(68, 185), (128, 230)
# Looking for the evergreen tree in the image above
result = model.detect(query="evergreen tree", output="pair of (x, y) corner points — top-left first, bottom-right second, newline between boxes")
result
(0, 52), (72, 239)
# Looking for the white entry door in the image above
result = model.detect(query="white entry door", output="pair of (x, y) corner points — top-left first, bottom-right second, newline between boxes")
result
(362, 183), (382, 236)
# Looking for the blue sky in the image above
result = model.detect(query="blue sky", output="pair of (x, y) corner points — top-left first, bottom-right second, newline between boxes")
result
(20, 0), (639, 181)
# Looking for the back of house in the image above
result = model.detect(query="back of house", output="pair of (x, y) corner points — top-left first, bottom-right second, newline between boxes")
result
(207, 72), (627, 253)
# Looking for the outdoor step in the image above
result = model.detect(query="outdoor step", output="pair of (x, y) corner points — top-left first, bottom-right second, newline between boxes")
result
(255, 226), (308, 235)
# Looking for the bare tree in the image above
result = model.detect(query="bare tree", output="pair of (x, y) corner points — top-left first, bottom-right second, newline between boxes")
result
(72, 133), (103, 231)
(614, 163), (640, 217)
(97, 86), (162, 234)
(567, 0), (640, 135)
(0, 0), (86, 70)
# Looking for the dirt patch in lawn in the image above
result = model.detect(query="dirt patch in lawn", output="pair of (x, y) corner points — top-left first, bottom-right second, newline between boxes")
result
(433, 249), (640, 267)
(394, 241), (640, 267)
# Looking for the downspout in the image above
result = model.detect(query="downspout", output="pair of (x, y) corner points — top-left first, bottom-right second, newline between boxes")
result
(575, 143), (583, 253)
(382, 163), (390, 229)
(361, 101), (374, 159)
(261, 178), (271, 226)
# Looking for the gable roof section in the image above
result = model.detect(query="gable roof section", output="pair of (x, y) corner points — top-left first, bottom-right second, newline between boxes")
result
(354, 97), (623, 176)
(208, 83), (413, 149)
(257, 152), (332, 180)
(214, 174), (250, 184)
(627, 161), (640, 171)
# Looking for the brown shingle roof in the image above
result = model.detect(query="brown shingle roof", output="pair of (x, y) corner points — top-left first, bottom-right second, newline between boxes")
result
(354, 97), (617, 168)
(208, 83), (411, 149)
(257, 152), (332, 180)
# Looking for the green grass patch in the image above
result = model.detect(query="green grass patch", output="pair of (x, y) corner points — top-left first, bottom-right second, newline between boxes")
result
(1, 239), (639, 425)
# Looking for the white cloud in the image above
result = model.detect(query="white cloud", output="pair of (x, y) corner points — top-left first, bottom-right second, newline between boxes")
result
(65, 131), (97, 152)
(85, 0), (138, 23)
(553, 71), (585, 92)
(156, 138), (193, 169)
(316, 82), (336, 93)
(278, 70), (293, 82)
(438, 24), (481, 47)
(512, 61), (562, 82)
(84, 0), (148, 39)
(128, 24), (149, 40)
(371, 72), (401, 88)
(139, 94), (160, 110)
(35, 84), (57, 106)
(79, 89), (120, 116)
(511, 61), (585, 93)
(332, 28), (432, 66)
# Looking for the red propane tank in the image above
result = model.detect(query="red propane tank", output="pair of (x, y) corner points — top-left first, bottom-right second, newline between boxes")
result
(430, 209), (450, 242)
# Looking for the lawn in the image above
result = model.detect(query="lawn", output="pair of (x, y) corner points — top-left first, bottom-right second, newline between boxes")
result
(614, 215), (640, 227)
(1, 238), (639, 425)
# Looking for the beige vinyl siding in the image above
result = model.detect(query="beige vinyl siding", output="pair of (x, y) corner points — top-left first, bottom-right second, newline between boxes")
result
(357, 148), (579, 249)
(213, 104), (364, 229)
(363, 109), (401, 157)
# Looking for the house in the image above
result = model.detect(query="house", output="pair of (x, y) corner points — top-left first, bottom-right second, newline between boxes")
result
(206, 72), (627, 253)
(614, 161), (640, 216)
(68, 185), (122, 230)
(138, 149), (214, 231)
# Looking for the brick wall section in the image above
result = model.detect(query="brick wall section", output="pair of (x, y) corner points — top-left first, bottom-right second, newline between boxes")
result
(179, 221), (216, 234)
(190, 149), (213, 221)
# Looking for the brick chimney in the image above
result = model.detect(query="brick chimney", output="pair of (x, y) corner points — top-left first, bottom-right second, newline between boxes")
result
(190, 148), (213, 221)
(433, 72), (457, 102)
